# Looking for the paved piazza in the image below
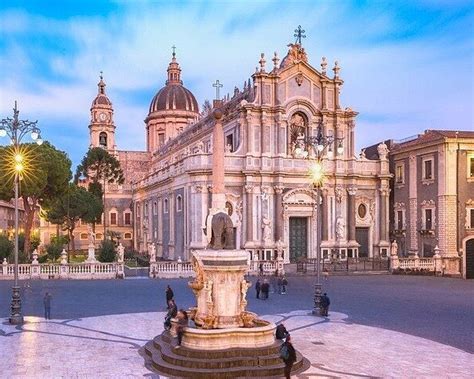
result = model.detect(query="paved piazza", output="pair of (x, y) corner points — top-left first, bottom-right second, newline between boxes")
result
(1, 275), (473, 378)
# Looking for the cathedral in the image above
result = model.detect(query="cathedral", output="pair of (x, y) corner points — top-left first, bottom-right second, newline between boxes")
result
(41, 35), (391, 263)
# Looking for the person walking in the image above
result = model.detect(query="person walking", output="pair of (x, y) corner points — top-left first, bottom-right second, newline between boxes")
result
(320, 293), (331, 316)
(261, 279), (270, 300)
(281, 276), (288, 294)
(176, 309), (189, 346)
(259, 262), (264, 276)
(323, 267), (329, 281)
(43, 292), (52, 320)
(165, 285), (174, 308)
(255, 278), (261, 299)
(280, 334), (297, 379)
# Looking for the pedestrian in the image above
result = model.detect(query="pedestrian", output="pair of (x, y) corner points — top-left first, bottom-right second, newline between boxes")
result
(281, 276), (288, 294)
(255, 278), (261, 299)
(259, 262), (264, 276)
(164, 299), (178, 330)
(320, 293), (330, 316)
(280, 334), (297, 379)
(275, 323), (289, 340)
(277, 275), (283, 294)
(176, 309), (189, 346)
(323, 267), (329, 281)
(261, 279), (270, 300)
(165, 285), (174, 308)
(271, 269), (279, 293)
(43, 292), (52, 320)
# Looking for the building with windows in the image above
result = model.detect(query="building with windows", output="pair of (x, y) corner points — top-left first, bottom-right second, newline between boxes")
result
(132, 38), (391, 264)
(39, 75), (149, 250)
(387, 130), (474, 278)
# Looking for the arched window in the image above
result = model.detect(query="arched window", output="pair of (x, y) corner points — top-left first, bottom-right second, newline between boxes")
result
(288, 112), (308, 156)
(99, 132), (107, 148)
(124, 232), (132, 239)
(96, 233), (103, 240)
(80, 233), (88, 240)
(176, 195), (183, 212)
(164, 198), (169, 213)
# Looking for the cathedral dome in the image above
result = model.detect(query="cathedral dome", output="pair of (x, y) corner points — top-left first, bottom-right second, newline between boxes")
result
(149, 84), (198, 113)
(148, 51), (199, 115)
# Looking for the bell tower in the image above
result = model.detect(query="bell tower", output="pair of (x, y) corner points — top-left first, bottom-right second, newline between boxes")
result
(89, 72), (117, 151)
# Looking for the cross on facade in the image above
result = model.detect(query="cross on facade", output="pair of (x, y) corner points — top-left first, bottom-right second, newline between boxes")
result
(294, 25), (306, 45)
(212, 80), (223, 100)
(172, 45), (176, 57)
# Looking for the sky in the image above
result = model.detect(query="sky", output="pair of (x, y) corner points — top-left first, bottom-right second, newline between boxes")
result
(0, 0), (473, 171)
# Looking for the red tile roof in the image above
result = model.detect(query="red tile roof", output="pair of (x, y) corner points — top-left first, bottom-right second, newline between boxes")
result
(392, 129), (474, 151)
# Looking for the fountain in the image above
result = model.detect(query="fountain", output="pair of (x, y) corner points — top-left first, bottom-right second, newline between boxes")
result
(144, 105), (306, 377)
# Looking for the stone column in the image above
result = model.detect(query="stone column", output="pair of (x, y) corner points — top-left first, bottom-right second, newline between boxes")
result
(408, 155), (418, 255)
(211, 106), (226, 210)
(245, 184), (254, 243)
(379, 187), (389, 242)
(274, 185), (284, 241)
(347, 187), (357, 242)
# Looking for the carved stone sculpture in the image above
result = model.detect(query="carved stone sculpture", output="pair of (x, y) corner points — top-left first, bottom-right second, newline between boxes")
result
(336, 217), (345, 240)
(390, 240), (399, 256)
(209, 212), (234, 249)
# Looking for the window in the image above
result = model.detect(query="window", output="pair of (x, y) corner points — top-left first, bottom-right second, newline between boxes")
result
(226, 134), (234, 152)
(110, 212), (117, 225)
(144, 202), (148, 216)
(467, 208), (474, 229)
(395, 163), (404, 184)
(124, 232), (132, 239)
(153, 201), (157, 215)
(99, 132), (107, 148)
(96, 233), (103, 240)
(397, 210), (403, 230)
(176, 196), (182, 212)
(425, 209), (433, 230)
(422, 158), (434, 180)
(158, 133), (165, 147)
(80, 233), (88, 240)
(124, 212), (131, 225)
(471, 209), (474, 229)
(164, 198), (169, 213)
(469, 156), (474, 178)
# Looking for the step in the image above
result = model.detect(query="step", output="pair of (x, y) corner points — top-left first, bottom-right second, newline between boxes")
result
(145, 333), (307, 378)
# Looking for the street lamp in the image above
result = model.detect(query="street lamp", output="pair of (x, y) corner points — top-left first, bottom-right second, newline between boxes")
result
(0, 101), (43, 325)
(295, 126), (343, 315)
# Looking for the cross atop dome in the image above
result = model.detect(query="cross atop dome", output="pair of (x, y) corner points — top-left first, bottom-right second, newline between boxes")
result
(98, 71), (106, 95)
(167, 45), (182, 85)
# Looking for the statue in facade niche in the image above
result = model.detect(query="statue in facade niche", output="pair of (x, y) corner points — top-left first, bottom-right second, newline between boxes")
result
(390, 240), (399, 256)
(336, 217), (345, 240)
(262, 216), (272, 243)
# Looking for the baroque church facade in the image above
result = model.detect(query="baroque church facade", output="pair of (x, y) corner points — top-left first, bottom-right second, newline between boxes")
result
(41, 36), (391, 262)
(132, 39), (391, 263)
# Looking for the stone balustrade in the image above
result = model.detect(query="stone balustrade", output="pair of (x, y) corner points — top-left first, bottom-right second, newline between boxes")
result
(1, 260), (124, 280)
(1, 256), (280, 280)
(390, 246), (445, 275)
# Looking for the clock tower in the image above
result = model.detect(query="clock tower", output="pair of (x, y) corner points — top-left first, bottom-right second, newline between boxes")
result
(89, 73), (117, 151)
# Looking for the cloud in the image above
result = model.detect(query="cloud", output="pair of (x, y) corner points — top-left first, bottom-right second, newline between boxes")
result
(0, 1), (472, 169)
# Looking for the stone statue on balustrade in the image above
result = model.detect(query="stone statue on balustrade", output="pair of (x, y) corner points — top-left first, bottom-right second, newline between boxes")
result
(148, 243), (156, 263)
(390, 240), (398, 256)
(117, 243), (125, 263)
(87, 225), (96, 246)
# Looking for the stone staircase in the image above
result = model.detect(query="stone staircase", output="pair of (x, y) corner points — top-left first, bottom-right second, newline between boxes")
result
(144, 331), (308, 378)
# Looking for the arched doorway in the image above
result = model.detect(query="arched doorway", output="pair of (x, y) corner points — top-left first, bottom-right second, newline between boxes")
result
(465, 238), (474, 279)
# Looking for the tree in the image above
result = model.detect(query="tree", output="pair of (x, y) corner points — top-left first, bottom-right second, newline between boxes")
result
(0, 233), (13, 261)
(42, 183), (103, 252)
(74, 148), (124, 236)
(201, 99), (212, 117)
(0, 142), (72, 256)
(98, 239), (116, 262)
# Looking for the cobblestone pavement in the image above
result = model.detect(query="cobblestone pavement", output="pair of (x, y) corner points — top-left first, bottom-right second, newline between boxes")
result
(0, 309), (472, 378)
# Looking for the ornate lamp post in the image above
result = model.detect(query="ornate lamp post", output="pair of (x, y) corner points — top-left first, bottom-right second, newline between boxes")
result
(0, 101), (43, 325)
(294, 127), (343, 315)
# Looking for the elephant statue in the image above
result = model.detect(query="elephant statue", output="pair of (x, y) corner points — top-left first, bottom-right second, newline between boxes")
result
(209, 212), (234, 250)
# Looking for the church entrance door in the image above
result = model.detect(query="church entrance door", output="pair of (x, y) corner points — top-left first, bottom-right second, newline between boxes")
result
(356, 227), (369, 257)
(466, 239), (474, 279)
(289, 217), (308, 262)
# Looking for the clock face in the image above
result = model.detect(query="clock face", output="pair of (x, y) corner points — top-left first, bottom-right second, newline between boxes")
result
(99, 112), (107, 121)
